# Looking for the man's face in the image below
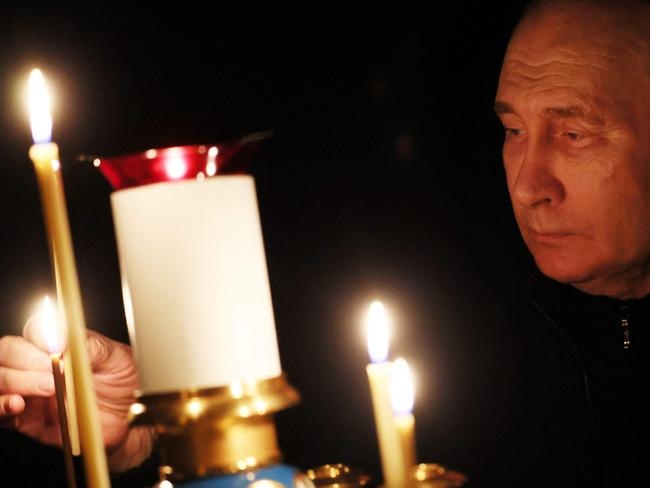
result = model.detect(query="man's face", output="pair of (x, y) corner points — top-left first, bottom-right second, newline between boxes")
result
(495, 6), (650, 295)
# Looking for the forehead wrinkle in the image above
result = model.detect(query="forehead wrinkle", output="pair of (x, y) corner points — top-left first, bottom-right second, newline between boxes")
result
(499, 66), (597, 94)
(496, 78), (608, 125)
(503, 50), (614, 78)
(498, 47), (639, 126)
(507, 20), (650, 76)
(498, 55), (613, 105)
(542, 46), (642, 72)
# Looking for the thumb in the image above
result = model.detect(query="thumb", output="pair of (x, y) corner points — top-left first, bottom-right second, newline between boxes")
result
(22, 313), (65, 354)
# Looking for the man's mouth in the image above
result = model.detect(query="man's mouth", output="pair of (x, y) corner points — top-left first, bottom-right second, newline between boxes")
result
(528, 228), (574, 242)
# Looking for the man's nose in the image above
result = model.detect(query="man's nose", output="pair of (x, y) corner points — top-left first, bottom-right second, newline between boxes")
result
(511, 138), (564, 208)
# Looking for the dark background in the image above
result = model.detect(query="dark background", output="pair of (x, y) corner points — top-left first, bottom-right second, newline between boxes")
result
(0, 3), (537, 486)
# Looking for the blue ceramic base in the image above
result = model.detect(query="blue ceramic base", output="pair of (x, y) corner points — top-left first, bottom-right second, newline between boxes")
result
(174, 464), (304, 488)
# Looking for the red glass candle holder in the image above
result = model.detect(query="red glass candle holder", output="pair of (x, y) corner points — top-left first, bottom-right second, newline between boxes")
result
(95, 131), (271, 190)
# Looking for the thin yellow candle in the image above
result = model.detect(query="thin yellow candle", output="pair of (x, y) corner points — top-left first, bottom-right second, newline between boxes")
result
(391, 358), (417, 487)
(40, 296), (77, 488)
(365, 301), (403, 488)
(28, 69), (111, 488)
(61, 323), (81, 455)
(31, 72), (80, 457)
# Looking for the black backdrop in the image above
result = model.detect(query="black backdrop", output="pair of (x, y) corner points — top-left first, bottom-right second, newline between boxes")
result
(0, 3), (537, 486)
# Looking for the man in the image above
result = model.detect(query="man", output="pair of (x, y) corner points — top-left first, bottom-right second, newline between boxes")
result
(1, 0), (649, 486)
(496, 0), (650, 299)
(493, 0), (650, 486)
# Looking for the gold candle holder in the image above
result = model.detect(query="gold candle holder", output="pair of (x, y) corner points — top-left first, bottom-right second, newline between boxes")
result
(410, 464), (468, 488)
(306, 464), (372, 488)
(129, 374), (299, 481)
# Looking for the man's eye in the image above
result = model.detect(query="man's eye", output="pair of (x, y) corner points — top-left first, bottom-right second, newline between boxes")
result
(505, 127), (525, 137)
(564, 131), (581, 140)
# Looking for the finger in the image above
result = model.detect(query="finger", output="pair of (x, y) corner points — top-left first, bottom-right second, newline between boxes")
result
(87, 330), (113, 371)
(20, 396), (61, 447)
(87, 330), (133, 374)
(23, 313), (66, 353)
(0, 367), (54, 396)
(0, 394), (25, 416)
(0, 335), (51, 372)
(14, 396), (55, 444)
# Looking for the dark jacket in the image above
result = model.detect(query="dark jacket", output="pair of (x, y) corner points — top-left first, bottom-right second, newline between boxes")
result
(508, 272), (650, 487)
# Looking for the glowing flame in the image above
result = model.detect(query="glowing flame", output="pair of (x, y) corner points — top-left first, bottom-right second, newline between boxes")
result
(254, 399), (267, 415)
(164, 152), (187, 180)
(230, 380), (244, 399)
(366, 300), (390, 363)
(28, 69), (53, 144)
(186, 398), (204, 417)
(130, 403), (146, 416)
(390, 357), (415, 415)
(40, 296), (59, 354)
(206, 146), (218, 176)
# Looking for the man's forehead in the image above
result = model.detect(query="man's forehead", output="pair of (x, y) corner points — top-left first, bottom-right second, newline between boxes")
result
(495, 10), (648, 121)
(508, 2), (649, 69)
(505, 32), (642, 76)
(498, 49), (613, 93)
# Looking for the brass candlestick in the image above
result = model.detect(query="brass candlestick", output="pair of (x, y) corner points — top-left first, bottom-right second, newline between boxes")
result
(306, 464), (372, 488)
(410, 463), (468, 487)
(129, 374), (299, 481)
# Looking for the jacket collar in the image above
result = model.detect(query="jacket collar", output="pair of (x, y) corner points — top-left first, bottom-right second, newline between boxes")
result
(524, 271), (650, 351)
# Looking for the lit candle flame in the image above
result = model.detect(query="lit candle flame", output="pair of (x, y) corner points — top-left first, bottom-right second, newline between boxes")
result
(366, 300), (390, 363)
(28, 69), (53, 144)
(206, 146), (218, 176)
(40, 296), (60, 354)
(391, 357), (415, 414)
(163, 148), (188, 180)
(186, 398), (204, 418)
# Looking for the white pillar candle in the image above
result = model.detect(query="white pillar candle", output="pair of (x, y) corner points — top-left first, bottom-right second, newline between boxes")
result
(111, 175), (281, 394)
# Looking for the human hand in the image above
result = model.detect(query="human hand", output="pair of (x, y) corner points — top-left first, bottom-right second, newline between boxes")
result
(0, 315), (154, 472)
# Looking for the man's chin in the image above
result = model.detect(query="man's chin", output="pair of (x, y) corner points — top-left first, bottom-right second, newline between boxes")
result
(532, 253), (597, 285)
(529, 245), (650, 299)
